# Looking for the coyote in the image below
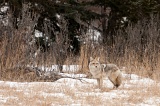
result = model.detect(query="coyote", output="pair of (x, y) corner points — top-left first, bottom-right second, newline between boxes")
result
(89, 57), (122, 89)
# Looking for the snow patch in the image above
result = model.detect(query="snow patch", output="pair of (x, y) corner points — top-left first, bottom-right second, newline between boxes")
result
(0, 66), (160, 105)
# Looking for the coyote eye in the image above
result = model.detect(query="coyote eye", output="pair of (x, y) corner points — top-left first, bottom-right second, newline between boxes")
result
(94, 63), (98, 65)
(91, 63), (99, 65)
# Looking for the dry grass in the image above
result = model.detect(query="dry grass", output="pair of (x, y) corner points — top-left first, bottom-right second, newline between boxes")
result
(0, 3), (160, 106)
(0, 77), (159, 106)
(0, 3), (160, 82)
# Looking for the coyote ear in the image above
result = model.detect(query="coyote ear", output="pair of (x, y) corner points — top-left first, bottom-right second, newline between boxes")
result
(97, 57), (100, 61)
(101, 64), (106, 68)
(90, 57), (94, 61)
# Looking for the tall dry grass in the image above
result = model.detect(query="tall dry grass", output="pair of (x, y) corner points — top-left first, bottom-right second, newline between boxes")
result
(0, 3), (160, 81)
(0, 3), (160, 106)
(79, 15), (160, 80)
(0, 3), (74, 81)
(0, 4), (41, 81)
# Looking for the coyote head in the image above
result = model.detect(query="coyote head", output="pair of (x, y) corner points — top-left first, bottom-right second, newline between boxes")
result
(89, 57), (102, 71)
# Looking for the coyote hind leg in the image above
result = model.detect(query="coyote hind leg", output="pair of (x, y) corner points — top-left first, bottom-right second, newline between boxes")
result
(108, 74), (122, 89)
(115, 74), (122, 88)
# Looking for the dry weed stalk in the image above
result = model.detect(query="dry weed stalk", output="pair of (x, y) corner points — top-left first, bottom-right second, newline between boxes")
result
(0, 3), (40, 81)
(78, 15), (160, 79)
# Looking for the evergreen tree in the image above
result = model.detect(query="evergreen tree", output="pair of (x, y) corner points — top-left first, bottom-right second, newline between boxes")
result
(0, 0), (100, 54)
(1, 0), (160, 49)
(82, 0), (160, 44)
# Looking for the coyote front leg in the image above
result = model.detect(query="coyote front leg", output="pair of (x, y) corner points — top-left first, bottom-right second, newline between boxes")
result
(97, 78), (103, 88)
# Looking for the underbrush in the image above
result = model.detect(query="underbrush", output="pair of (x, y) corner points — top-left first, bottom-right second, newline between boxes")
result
(0, 4), (160, 82)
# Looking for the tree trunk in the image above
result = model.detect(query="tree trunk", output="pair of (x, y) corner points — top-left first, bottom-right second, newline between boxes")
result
(101, 6), (111, 44)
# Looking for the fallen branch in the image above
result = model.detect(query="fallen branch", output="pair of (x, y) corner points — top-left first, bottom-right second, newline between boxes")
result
(60, 75), (90, 84)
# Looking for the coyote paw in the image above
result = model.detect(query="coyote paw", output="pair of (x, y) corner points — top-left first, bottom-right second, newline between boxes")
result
(113, 86), (117, 89)
(113, 84), (120, 89)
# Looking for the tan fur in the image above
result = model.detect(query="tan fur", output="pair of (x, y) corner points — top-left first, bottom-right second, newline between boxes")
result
(89, 57), (122, 89)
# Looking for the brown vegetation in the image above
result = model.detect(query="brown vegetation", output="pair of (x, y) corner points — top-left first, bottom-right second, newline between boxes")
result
(0, 4), (160, 82)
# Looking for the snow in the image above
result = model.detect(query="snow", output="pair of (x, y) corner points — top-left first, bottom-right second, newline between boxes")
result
(34, 30), (43, 37)
(0, 6), (9, 12)
(35, 65), (80, 73)
(0, 66), (160, 105)
(84, 29), (101, 42)
(88, 28), (101, 41)
(56, 14), (60, 19)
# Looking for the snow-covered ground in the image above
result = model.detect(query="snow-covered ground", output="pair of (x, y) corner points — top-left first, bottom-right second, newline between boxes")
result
(0, 66), (160, 106)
